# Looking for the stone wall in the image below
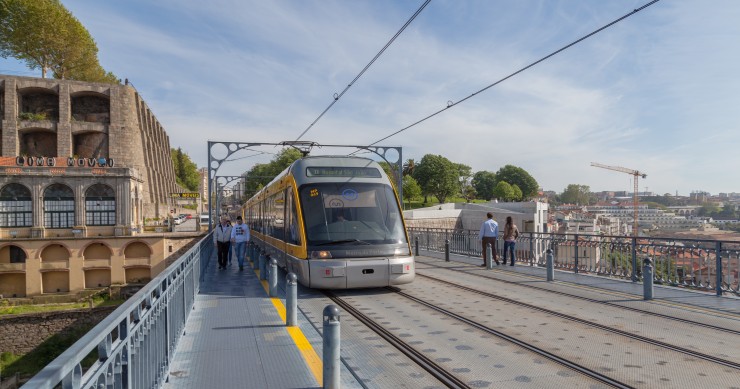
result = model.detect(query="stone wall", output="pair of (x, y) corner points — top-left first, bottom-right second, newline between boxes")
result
(0, 306), (116, 354)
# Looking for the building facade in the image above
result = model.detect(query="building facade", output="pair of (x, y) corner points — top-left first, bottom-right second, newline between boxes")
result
(0, 75), (183, 297)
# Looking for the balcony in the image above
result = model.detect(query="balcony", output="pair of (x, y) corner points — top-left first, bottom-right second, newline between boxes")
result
(83, 259), (111, 269)
(124, 257), (150, 267)
(40, 261), (69, 270)
(0, 263), (25, 272)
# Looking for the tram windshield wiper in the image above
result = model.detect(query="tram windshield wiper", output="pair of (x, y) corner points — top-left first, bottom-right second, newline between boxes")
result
(315, 239), (372, 246)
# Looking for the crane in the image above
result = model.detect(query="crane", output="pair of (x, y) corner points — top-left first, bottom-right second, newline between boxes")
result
(590, 162), (647, 236)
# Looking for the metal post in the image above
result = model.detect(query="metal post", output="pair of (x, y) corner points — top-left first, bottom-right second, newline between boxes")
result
(546, 248), (554, 281)
(415, 236), (419, 256)
(715, 241), (723, 296)
(269, 259), (278, 297)
(323, 305), (341, 389)
(259, 252), (267, 281)
(286, 273), (298, 327)
(252, 246), (259, 269)
(573, 233), (579, 274)
(631, 236), (638, 282)
(486, 243), (494, 270)
(445, 239), (450, 262)
(529, 231), (534, 265)
(643, 257), (654, 300)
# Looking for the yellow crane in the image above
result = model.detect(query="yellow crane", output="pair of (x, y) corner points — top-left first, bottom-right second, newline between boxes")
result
(590, 162), (647, 236)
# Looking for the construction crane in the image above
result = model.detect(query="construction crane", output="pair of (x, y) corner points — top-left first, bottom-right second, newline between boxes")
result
(591, 162), (647, 236)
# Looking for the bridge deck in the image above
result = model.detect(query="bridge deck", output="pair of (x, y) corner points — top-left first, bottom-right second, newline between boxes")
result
(165, 249), (739, 388)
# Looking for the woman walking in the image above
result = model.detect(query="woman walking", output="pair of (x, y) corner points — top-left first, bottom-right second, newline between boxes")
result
(502, 216), (519, 266)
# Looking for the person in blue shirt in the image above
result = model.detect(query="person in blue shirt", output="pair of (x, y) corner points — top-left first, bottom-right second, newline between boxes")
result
(479, 212), (500, 266)
(230, 216), (250, 271)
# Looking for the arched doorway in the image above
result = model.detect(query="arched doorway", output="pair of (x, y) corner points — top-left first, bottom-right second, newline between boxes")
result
(83, 242), (112, 288)
(0, 244), (27, 297)
(40, 244), (70, 293)
(124, 242), (151, 284)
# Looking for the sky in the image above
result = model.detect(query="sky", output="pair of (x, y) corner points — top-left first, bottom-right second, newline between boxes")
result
(2, 0), (739, 196)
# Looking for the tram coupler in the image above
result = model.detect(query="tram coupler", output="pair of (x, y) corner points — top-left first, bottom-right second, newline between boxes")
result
(643, 257), (654, 300)
(323, 305), (341, 389)
(286, 273), (298, 327)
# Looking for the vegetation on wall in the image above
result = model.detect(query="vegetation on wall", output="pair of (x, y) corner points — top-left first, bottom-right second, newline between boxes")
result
(171, 147), (200, 192)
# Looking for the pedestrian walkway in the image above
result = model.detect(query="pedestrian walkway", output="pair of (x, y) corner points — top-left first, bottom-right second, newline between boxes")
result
(420, 249), (740, 315)
(163, 253), (321, 389)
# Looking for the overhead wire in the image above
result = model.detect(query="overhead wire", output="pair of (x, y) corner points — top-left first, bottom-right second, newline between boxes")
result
(354, 0), (661, 151)
(294, 0), (431, 141)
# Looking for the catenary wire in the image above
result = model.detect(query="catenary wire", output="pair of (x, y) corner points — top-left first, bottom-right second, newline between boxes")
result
(354, 0), (661, 152)
(294, 0), (431, 141)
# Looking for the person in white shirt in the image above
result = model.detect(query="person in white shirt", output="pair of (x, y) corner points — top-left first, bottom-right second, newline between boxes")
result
(213, 216), (232, 270)
(230, 216), (250, 271)
(479, 212), (500, 266)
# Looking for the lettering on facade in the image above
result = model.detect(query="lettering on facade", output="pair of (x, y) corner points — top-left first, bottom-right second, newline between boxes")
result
(171, 193), (200, 198)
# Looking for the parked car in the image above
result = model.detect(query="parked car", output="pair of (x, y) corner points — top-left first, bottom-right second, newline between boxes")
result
(186, 214), (193, 220)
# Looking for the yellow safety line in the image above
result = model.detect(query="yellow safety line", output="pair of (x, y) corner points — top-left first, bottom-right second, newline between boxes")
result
(255, 269), (323, 385)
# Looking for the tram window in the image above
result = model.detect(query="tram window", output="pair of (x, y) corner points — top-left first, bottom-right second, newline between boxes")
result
(299, 183), (407, 245)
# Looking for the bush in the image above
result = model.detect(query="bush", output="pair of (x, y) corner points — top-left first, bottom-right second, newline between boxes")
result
(18, 112), (47, 121)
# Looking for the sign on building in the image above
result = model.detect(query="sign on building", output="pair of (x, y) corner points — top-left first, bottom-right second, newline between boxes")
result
(170, 193), (200, 198)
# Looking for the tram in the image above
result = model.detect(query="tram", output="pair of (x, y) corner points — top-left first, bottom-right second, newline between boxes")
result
(242, 156), (414, 288)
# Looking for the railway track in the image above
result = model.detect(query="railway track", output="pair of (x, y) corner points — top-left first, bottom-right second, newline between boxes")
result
(324, 290), (634, 389)
(418, 259), (740, 335)
(413, 272), (740, 371)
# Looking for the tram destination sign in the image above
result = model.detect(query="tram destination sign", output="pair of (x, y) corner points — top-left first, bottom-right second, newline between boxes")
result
(170, 192), (200, 198)
(306, 166), (381, 178)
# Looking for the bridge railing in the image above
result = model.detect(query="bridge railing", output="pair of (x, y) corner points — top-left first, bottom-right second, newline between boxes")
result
(22, 231), (214, 389)
(407, 227), (739, 296)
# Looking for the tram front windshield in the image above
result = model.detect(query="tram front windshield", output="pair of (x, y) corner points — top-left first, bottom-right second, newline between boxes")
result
(299, 183), (407, 246)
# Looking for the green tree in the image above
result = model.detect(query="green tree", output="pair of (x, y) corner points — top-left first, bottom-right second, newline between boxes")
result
(243, 148), (302, 199)
(494, 165), (539, 200)
(412, 154), (458, 204)
(0, 0), (118, 82)
(402, 175), (421, 207)
(455, 163), (474, 202)
(492, 181), (515, 202)
(471, 171), (496, 201)
(560, 184), (592, 205)
(511, 184), (523, 202)
(170, 148), (199, 191)
(402, 159), (415, 177)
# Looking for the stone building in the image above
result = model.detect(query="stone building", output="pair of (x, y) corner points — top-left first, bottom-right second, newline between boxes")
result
(0, 74), (183, 297)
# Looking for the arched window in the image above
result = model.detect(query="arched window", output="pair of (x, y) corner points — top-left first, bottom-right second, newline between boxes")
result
(0, 184), (32, 227)
(44, 184), (75, 228)
(85, 184), (115, 226)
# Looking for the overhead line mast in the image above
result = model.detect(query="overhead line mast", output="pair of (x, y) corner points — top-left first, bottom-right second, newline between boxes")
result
(591, 162), (647, 237)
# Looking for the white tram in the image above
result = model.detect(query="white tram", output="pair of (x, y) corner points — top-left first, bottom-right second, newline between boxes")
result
(242, 156), (415, 288)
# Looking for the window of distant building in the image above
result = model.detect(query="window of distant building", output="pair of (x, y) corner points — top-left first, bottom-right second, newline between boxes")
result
(44, 184), (75, 228)
(0, 184), (32, 227)
(85, 184), (116, 226)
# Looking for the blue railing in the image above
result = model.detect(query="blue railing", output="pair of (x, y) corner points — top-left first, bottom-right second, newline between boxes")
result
(22, 232), (214, 389)
(408, 227), (740, 296)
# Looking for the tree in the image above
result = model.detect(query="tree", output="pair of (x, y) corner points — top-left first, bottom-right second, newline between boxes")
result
(243, 148), (302, 199)
(170, 148), (199, 192)
(560, 184), (592, 205)
(412, 154), (458, 204)
(472, 171), (497, 201)
(455, 163), (474, 202)
(511, 184), (523, 202)
(494, 165), (539, 200)
(0, 0), (118, 82)
(402, 175), (421, 208)
(402, 159), (415, 177)
(492, 181), (515, 202)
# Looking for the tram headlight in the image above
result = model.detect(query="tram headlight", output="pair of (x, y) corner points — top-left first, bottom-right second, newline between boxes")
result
(311, 250), (333, 259)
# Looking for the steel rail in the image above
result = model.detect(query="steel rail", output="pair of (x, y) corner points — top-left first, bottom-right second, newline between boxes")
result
(414, 273), (740, 371)
(323, 291), (471, 389)
(384, 286), (634, 389)
(419, 260), (740, 335)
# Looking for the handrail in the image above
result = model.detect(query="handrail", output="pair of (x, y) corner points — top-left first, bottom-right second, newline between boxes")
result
(22, 231), (214, 389)
(407, 227), (739, 297)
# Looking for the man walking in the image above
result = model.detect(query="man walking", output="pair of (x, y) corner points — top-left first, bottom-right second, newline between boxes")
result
(479, 212), (500, 266)
(231, 216), (250, 271)
(214, 216), (232, 270)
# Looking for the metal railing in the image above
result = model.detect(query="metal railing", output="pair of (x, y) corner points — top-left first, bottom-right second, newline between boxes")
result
(408, 227), (740, 296)
(22, 232), (214, 389)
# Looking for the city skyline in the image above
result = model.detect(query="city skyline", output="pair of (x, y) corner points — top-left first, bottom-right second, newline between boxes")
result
(1, 0), (738, 195)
